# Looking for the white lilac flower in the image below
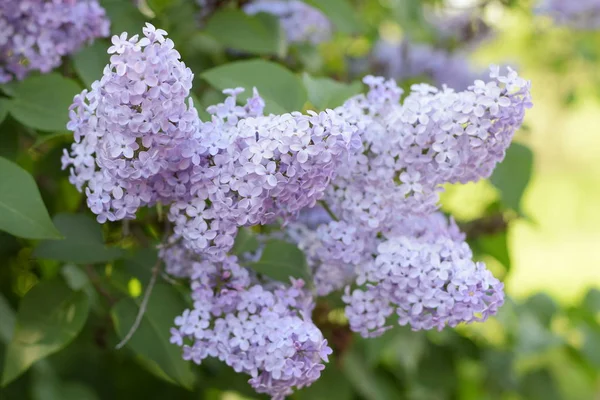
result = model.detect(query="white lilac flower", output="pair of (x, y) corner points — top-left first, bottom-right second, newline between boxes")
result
(0, 0), (110, 82)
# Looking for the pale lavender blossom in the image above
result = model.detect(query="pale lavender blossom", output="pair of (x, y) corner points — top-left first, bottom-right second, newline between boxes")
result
(0, 0), (110, 82)
(537, 0), (600, 29)
(167, 251), (332, 399)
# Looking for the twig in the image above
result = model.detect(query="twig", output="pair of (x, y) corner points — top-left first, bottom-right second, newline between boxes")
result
(115, 220), (170, 350)
(85, 265), (117, 306)
(115, 257), (162, 349)
(318, 200), (339, 222)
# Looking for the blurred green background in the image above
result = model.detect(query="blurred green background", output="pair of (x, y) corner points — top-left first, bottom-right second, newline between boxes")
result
(1, 0), (599, 399)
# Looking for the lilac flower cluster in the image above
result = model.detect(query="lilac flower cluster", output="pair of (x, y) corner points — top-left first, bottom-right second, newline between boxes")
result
(344, 214), (504, 336)
(328, 67), (531, 231)
(167, 249), (332, 400)
(63, 23), (532, 399)
(288, 66), (531, 337)
(243, 0), (332, 45)
(0, 0), (109, 83)
(63, 24), (357, 262)
(537, 0), (600, 29)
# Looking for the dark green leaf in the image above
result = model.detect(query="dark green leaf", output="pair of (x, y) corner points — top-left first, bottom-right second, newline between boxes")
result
(302, 74), (361, 110)
(296, 363), (352, 400)
(72, 40), (110, 88)
(1, 279), (90, 386)
(0, 157), (61, 239)
(111, 284), (195, 389)
(33, 213), (124, 264)
(0, 294), (15, 344)
(202, 59), (307, 114)
(101, 0), (146, 35)
(304, 0), (361, 34)
(0, 99), (8, 125)
(251, 239), (310, 283)
(475, 231), (511, 271)
(490, 142), (534, 213)
(6, 73), (82, 131)
(521, 369), (562, 400)
(231, 228), (259, 256)
(342, 349), (399, 400)
(204, 10), (285, 56)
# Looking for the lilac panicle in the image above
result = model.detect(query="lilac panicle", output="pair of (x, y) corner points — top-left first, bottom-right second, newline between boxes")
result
(0, 0), (109, 83)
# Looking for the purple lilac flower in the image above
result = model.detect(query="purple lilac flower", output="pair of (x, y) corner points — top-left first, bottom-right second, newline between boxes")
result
(243, 0), (332, 45)
(536, 0), (600, 29)
(326, 66), (532, 232)
(64, 25), (358, 262)
(167, 251), (332, 399)
(0, 0), (110, 83)
(342, 214), (504, 336)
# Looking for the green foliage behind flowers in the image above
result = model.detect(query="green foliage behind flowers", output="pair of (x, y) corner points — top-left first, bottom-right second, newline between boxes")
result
(0, 0), (598, 399)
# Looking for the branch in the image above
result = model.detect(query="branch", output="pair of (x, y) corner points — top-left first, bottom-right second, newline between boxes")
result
(115, 220), (170, 350)
(115, 256), (161, 349)
(318, 200), (339, 222)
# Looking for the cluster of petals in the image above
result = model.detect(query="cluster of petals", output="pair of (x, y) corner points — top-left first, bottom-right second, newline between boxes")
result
(326, 65), (532, 232)
(343, 214), (504, 336)
(167, 249), (332, 400)
(537, 0), (600, 29)
(243, 0), (332, 45)
(0, 0), (109, 83)
(63, 24), (357, 261)
(62, 23), (532, 399)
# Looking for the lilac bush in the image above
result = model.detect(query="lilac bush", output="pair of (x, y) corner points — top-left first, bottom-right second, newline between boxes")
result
(63, 24), (531, 399)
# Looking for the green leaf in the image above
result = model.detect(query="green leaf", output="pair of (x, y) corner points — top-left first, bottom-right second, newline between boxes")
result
(111, 284), (195, 389)
(251, 239), (310, 283)
(521, 369), (563, 400)
(201, 59), (307, 114)
(33, 213), (124, 264)
(72, 40), (110, 88)
(1, 279), (90, 386)
(580, 323), (600, 368)
(304, 0), (361, 34)
(521, 293), (558, 327)
(0, 157), (61, 239)
(490, 142), (534, 213)
(303, 74), (361, 110)
(101, 0), (146, 35)
(296, 363), (352, 400)
(475, 231), (511, 271)
(342, 349), (399, 400)
(6, 73), (82, 132)
(582, 288), (600, 314)
(204, 10), (285, 56)
(231, 228), (259, 256)
(0, 294), (15, 344)
(0, 98), (8, 125)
